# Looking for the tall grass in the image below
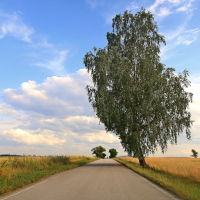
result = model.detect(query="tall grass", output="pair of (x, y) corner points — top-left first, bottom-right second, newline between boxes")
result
(0, 155), (96, 196)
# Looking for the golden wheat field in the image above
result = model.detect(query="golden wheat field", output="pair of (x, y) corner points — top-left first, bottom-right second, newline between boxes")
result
(0, 155), (94, 178)
(119, 157), (200, 183)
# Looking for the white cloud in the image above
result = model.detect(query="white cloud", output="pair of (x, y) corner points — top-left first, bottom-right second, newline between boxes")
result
(177, 5), (189, 12)
(168, 0), (182, 4)
(32, 38), (54, 48)
(0, 11), (34, 42)
(176, 0), (195, 13)
(157, 7), (172, 16)
(164, 22), (187, 41)
(148, 0), (195, 17)
(0, 69), (199, 157)
(176, 28), (199, 45)
(148, 0), (167, 13)
(157, 1), (198, 61)
(0, 69), (121, 151)
(29, 38), (69, 75)
(1, 69), (92, 118)
(1, 129), (66, 145)
(0, 9), (69, 76)
(72, 130), (119, 143)
(33, 50), (68, 76)
(160, 27), (199, 60)
(177, 35), (195, 45)
(0, 104), (22, 118)
(126, 2), (139, 11)
(185, 28), (200, 34)
(154, 143), (200, 157)
(62, 116), (104, 134)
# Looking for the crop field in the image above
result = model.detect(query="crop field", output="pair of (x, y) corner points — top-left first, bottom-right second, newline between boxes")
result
(116, 157), (200, 200)
(119, 157), (200, 183)
(0, 155), (96, 196)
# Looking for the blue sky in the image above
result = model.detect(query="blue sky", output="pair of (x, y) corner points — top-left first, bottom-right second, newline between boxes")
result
(0, 0), (200, 157)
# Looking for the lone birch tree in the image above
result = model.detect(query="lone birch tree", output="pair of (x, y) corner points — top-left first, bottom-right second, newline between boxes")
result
(84, 8), (193, 166)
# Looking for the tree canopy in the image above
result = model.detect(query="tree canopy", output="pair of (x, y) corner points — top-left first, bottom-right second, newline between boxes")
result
(191, 149), (198, 158)
(84, 8), (193, 166)
(91, 146), (106, 158)
(109, 148), (118, 158)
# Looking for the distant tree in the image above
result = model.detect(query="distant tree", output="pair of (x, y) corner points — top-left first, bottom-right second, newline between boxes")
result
(102, 153), (106, 159)
(109, 148), (118, 158)
(191, 149), (198, 158)
(91, 146), (106, 158)
(84, 8), (193, 167)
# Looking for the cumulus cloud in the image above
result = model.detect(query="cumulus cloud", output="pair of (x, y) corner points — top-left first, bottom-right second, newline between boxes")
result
(62, 116), (104, 134)
(72, 130), (119, 143)
(1, 129), (66, 145)
(0, 104), (23, 119)
(0, 69), (199, 157)
(0, 69), (121, 153)
(0, 11), (34, 42)
(1, 69), (93, 118)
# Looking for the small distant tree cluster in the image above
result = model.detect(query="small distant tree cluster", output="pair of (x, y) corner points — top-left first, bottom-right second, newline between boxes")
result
(191, 149), (198, 158)
(109, 148), (118, 158)
(91, 146), (106, 158)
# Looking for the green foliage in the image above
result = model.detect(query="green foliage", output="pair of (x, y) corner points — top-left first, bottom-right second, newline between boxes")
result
(102, 153), (106, 159)
(84, 8), (193, 166)
(109, 148), (118, 158)
(191, 149), (198, 158)
(91, 146), (106, 158)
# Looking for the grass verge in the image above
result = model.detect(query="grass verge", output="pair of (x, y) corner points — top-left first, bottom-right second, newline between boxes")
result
(115, 158), (200, 200)
(0, 156), (97, 196)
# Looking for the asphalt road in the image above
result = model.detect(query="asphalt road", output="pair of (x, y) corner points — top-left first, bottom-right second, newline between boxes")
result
(0, 159), (181, 200)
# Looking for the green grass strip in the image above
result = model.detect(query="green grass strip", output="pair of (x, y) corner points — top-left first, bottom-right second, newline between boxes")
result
(115, 158), (200, 200)
(0, 159), (96, 196)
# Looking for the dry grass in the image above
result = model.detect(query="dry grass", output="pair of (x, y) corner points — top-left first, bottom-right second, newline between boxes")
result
(0, 155), (94, 179)
(119, 157), (200, 183)
(116, 157), (200, 200)
(0, 155), (96, 196)
(68, 155), (94, 162)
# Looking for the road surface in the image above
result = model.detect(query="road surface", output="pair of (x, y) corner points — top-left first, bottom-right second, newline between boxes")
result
(0, 159), (181, 200)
